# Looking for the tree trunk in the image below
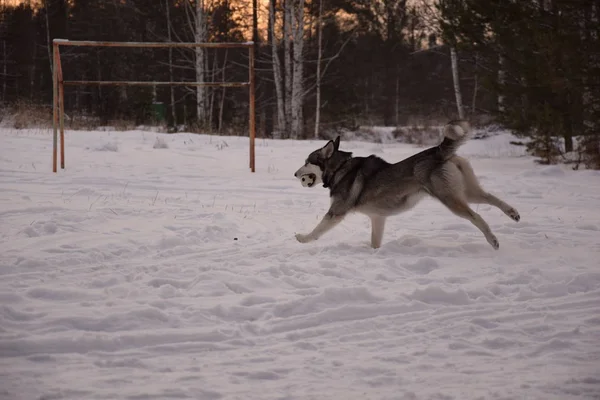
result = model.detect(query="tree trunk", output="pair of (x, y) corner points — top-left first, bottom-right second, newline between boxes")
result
(2, 41), (7, 103)
(218, 49), (228, 133)
(564, 128), (574, 152)
(291, 0), (305, 139)
(252, 0), (259, 45)
(382, 1), (401, 126)
(498, 54), (505, 113)
(194, 0), (207, 128)
(165, 0), (177, 126)
(30, 39), (36, 101)
(450, 47), (464, 119)
(252, 0), (268, 137)
(471, 52), (478, 115)
(44, 1), (53, 76)
(395, 77), (400, 126)
(313, 0), (323, 139)
(208, 51), (218, 128)
(283, 0), (293, 136)
(96, 52), (103, 119)
(269, 0), (285, 136)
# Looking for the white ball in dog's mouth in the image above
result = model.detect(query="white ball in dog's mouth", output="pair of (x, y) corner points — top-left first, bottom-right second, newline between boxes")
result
(300, 173), (316, 187)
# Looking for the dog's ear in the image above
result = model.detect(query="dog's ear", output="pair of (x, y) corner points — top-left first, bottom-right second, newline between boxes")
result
(333, 136), (340, 150)
(321, 140), (335, 158)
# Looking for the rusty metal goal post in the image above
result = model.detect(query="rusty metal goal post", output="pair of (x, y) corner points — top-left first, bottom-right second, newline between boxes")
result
(52, 39), (256, 173)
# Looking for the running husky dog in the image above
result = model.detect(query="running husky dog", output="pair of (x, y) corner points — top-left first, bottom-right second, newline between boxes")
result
(293, 120), (520, 249)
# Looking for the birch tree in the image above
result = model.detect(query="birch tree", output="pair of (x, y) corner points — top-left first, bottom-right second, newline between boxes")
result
(290, 0), (305, 138)
(218, 49), (228, 133)
(283, 1), (293, 135)
(185, 0), (208, 128)
(313, 0), (324, 138)
(450, 46), (464, 119)
(2, 40), (7, 103)
(269, 0), (285, 136)
(497, 54), (505, 112)
(471, 52), (478, 113)
(195, 0), (207, 127)
(164, 0), (177, 125)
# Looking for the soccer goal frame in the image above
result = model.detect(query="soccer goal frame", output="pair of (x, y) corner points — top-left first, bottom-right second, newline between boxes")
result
(51, 39), (256, 173)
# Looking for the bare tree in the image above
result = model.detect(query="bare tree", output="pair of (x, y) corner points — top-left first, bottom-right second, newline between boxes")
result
(283, 0), (292, 135)
(218, 49), (228, 133)
(269, 0), (285, 135)
(313, 0), (324, 138)
(252, 0), (259, 45)
(1, 1), (6, 102)
(497, 54), (505, 112)
(195, 0), (207, 127)
(2, 40), (6, 103)
(450, 47), (464, 119)
(471, 52), (478, 114)
(208, 50), (218, 127)
(164, 0), (177, 125)
(44, 0), (53, 75)
(291, 0), (305, 138)
(184, 0), (208, 128)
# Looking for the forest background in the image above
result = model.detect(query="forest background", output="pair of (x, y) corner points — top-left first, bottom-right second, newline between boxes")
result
(1, 0), (599, 167)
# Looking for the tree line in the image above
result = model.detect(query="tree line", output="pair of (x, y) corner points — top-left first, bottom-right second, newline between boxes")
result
(1, 0), (599, 168)
(438, 0), (600, 168)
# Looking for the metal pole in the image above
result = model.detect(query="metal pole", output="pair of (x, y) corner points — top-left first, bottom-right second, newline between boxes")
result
(58, 47), (65, 169)
(52, 43), (59, 173)
(62, 80), (249, 87)
(249, 44), (256, 173)
(53, 40), (253, 49)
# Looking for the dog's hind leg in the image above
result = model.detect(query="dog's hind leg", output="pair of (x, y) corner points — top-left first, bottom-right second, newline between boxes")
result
(467, 191), (520, 222)
(453, 156), (520, 222)
(369, 215), (386, 249)
(429, 163), (497, 248)
(439, 196), (500, 250)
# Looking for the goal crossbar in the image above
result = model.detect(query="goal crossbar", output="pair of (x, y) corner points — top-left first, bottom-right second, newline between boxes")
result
(63, 81), (250, 87)
(53, 39), (254, 49)
(52, 39), (256, 173)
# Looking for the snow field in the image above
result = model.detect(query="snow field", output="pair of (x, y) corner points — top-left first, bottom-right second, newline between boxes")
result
(1, 127), (599, 400)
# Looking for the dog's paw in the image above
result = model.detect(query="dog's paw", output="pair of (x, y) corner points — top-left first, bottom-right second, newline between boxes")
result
(487, 235), (500, 250)
(506, 208), (520, 222)
(295, 233), (314, 243)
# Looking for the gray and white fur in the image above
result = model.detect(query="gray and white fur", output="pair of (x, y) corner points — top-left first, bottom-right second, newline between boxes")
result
(293, 120), (520, 250)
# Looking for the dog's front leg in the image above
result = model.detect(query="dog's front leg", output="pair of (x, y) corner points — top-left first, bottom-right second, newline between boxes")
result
(370, 215), (386, 249)
(295, 211), (345, 243)
(296, 192), (356, 244)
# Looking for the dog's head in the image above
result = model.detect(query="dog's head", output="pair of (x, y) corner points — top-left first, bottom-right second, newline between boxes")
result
(294, 136), (346, 188)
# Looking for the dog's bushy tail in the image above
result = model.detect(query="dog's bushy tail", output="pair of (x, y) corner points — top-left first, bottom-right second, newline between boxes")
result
(438, 120), (470, 160)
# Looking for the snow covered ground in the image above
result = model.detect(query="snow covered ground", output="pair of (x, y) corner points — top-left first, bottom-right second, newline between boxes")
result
(1, 127), (599, 400)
